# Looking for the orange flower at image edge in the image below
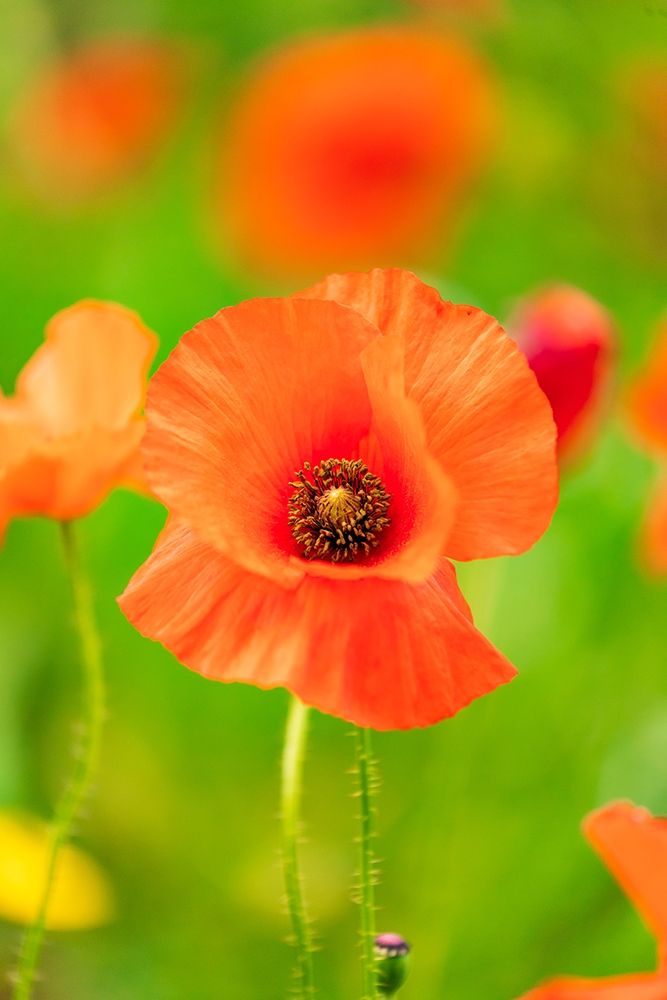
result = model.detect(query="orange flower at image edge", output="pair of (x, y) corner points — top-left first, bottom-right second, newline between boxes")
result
(0, 302), (157, 537)
(626, 320), (667, 574)
(520, 803), (667, 999)
(218, 29), (494, 276)
(120, 270), (557, 730)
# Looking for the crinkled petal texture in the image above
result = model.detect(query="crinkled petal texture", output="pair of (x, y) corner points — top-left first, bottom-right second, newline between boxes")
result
(0, 301), (157, 534)
(299, 269), (558, 560)
(120, 520), (515, 730)
(520, 974), (667, 999)
(121, 274), (557, 728)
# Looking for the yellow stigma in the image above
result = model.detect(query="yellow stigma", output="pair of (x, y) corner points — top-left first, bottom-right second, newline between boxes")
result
(316, 486), (362, 530)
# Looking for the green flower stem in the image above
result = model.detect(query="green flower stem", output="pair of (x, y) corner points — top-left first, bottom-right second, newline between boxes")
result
(354, 726), (379, 1000)
(13, 520), (105, 1000)
(280, 695), (316, 998)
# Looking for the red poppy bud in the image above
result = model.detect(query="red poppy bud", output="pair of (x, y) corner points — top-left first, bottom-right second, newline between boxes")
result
(508, 285), (616, 461)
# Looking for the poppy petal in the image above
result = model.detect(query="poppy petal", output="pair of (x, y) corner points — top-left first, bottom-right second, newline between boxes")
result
(119, 519), (516, 730)
(143, 297), (385, 584)
(292, 331), (458, 583)
(17, 301), (157, 436)
(298, 268), (558, 560)
(520, 974), (667, 999)
(584, 801), (667, 955)
(0, 424), (145, 534)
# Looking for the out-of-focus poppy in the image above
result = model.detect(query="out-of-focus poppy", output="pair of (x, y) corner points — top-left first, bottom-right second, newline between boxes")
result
(519, 802), (667, 999)
(627, 319), (667, 573)
(0, 301), (157, 538)
(216, 29), (494, 277)
(0, 809), (113, 929)
(119, 269), (557, 730)
(508, 285), (615, 461)
(9, 37), (187, 201)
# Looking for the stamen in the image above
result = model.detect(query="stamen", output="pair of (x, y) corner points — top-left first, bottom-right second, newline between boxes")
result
(288, 458), (391, 563)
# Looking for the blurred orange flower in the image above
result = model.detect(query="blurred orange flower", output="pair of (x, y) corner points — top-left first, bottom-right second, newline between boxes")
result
(9, 37), (187, 201)
(217, 29), (494, 277)
(627, 319), (667, 573)
(0, 302), (157, 538)
(120, 269), (557, 730)
(508, 286), (616, 461)
(520, 802), (667, 999)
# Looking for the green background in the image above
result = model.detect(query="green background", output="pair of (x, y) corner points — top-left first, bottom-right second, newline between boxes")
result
(1, 0), (666, 996)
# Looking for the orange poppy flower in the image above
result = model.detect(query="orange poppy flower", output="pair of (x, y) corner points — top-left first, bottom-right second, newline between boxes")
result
(519, 802), (667, 999)
(9, 37), (187, 201)
(217, 28), (494, 277)
(508, 286), (616, 461)
(627, 320), (667, 573)
(0, 302), (157, 538)
(119, 269), (557, 730)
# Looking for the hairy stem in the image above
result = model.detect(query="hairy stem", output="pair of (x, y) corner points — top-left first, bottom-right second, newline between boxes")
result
(281, 695), (316, 998)
(13, 520), (105, 1000)
(354, 726), (379, 1000)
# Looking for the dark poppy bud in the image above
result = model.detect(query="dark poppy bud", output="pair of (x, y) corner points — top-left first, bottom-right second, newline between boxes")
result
(374, 932), (411, 995)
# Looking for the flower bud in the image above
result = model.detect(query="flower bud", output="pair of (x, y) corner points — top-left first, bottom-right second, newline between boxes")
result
(374, 932), (411, 996)
(508, 285), (615, 461)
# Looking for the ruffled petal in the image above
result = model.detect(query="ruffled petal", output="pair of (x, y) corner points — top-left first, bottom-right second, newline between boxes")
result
(119, 520), (516, 730)
(298, 268), (558, 560)
(144, 297), (381, 583)
(520, 974), (667, 999)
(17, 301), (157, 437)
(291, 332), (457, 583)
(584, 802), (667, 955)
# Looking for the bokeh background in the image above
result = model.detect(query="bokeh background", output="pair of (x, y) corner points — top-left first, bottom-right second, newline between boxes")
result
(1, 0), (666, 997)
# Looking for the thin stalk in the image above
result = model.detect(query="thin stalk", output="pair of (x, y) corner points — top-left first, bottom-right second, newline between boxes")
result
(354, 726), (379, 1000)
(13, 520), (105, 1000)
(280, 695), (316, 998)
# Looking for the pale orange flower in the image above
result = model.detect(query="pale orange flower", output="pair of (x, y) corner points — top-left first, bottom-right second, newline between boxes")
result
(216, 28), (494, 277)
(0, 301), (157, 537)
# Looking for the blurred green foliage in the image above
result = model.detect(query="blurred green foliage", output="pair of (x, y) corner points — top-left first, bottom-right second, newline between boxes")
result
(1, 0), (666, 997)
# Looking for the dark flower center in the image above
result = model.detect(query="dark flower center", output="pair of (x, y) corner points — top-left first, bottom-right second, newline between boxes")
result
(288, 458), (391, 563)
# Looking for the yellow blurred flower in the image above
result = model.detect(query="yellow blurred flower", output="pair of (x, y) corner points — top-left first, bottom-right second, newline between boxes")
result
(0, 809), (114, 929)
